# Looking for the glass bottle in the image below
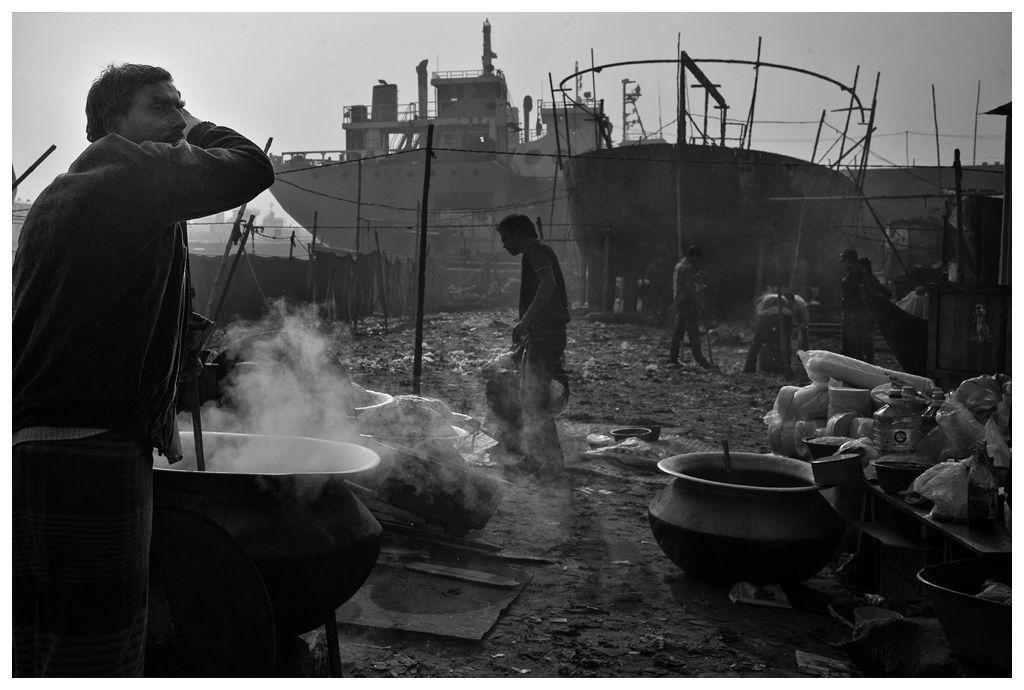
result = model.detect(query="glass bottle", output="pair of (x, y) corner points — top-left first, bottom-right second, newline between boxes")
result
(967, 441), (998, 531)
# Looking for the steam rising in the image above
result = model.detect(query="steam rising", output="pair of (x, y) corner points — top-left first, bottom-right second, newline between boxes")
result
(165, 300), (506, 531)
(173, 300), (359, 473)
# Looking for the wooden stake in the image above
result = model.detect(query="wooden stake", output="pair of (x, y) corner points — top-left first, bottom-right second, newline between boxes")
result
(210, 215), (257, 328)
(954, 148), (964, 283)
(413, 125), (434, 395)
(375, 230), (389, 332)
(932, 84), (942, 188)
(204, 138), (272, 316)
(972, 81), (981, 165)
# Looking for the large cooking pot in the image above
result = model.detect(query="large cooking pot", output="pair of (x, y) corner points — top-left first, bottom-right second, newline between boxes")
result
(154, 431), (383, 637)
(648, 452), (844, 584)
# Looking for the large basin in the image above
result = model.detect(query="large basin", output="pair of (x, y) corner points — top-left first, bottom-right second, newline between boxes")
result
(154, 431), (383, 637)
(648, 451), (844, 583)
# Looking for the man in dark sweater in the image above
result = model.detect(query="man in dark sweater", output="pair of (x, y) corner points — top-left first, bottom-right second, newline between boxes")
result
(496, 214), (570, 478)
(12, 63), (274, 676)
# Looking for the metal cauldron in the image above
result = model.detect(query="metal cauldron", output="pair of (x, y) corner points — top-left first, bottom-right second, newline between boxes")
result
(648, 452), (844, 584)
(154, 431), (383, 637)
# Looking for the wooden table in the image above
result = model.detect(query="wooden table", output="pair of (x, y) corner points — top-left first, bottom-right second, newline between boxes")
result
(848, 479), (1010, 611)
(856, 480), (1011, 558)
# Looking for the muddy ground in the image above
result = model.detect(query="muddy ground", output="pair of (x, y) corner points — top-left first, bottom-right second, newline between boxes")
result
(297, 307), (884, 678)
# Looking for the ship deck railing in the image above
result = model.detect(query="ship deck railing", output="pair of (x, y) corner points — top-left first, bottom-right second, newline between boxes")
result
(344, 101), (438, 124)
(276, 150), (364, 165)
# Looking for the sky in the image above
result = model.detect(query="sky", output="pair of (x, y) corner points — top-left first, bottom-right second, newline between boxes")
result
(8, 8), (1014, 232)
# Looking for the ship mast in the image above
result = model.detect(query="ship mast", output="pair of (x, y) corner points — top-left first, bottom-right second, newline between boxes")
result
(482, 19), (496, 75)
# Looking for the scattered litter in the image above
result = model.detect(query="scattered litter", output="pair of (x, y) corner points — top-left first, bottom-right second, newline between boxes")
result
(564, 604), (608, 615)
(549, 617), (569, 624)
(351, 643), (392, 651)
(728, 582), (793, 609)
(491, 653), (505, 658)
(794, 650), (857, 677)
(610, 560), (632, 565)
(511, 668), (531, 674)
(597, 489), (616, 495)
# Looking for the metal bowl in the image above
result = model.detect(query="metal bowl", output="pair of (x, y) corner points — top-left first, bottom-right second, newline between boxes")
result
(155, 431), (383, 637)
(649, 452), (844, 583)
(871, 459), (930, 494)
(610, 426), (655, 442)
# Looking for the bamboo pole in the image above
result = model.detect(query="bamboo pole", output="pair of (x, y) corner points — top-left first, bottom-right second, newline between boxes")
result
(204, 138), (272, 316)
(811, 109), (826, 163)
(744, 37), (763, 150)
(284, 230), (295, 298)
(972, 81), (981, 165)
(954, 148), (964, 283)
(412, 124), (434, 395)
(209, 215), (256, 330)
(309, 211), (318, 303)
(547, 72), (565, 231)
(855, 73), (880, 190)
(375, 230), (389, 332)
(603, 226), (611, 312)
(932, 84), (942, 188)
(12, 144), (56, 193)
(835, 66), (859, 168)
(676, 50), (687, 260)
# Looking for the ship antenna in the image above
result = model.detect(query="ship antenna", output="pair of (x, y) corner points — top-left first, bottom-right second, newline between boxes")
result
(482, 19), (497, 74)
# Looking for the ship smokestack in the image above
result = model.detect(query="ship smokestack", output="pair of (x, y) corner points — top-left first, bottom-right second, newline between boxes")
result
(523, 95), (533, 142)
(416, 59), (428, 119)
(482, 19), (496, 75)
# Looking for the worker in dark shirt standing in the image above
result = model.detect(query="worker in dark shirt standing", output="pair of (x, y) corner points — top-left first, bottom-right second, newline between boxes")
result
(497, 214), (570, 478)
(839, 248), (874, 363)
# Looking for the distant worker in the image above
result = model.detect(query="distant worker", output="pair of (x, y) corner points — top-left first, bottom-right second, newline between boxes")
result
(496, 214), (570, 478)
(667, 245), (714, 369)
(839, 249), (875, 363)
(637, 256), (673, 327)
(744, 290), (793, 376)
(783, 289), (810, 351)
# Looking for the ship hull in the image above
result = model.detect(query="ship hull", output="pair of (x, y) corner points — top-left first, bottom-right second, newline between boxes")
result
(270, 150), (569, 261)
(566, 143), (864, 312)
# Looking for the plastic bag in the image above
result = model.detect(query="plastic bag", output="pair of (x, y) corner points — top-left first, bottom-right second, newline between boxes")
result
(793, 382), (830, 419)
(985, 417), (1011, 467)
(911, 460), (969, 522)
(798, 350), (934, 394)
(951, 374), (1004, 424)
(837, 437), (880, 464)
(935, 398), (986, 459)
(827, 378), (873, 417)
(912, 425), (949, 464)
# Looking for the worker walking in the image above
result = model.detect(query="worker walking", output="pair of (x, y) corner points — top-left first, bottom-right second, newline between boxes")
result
(667, 245), (714, 369)
(495, 214), (571, 478)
